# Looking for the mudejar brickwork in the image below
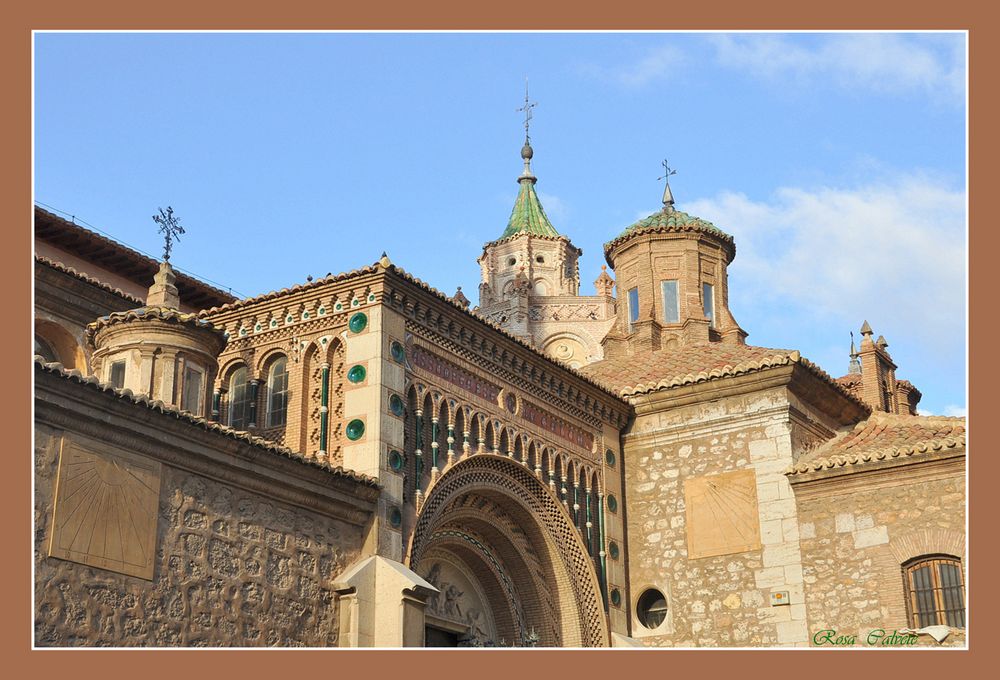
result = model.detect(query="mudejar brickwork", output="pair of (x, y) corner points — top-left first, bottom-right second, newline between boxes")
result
(32, 135), (966, 648)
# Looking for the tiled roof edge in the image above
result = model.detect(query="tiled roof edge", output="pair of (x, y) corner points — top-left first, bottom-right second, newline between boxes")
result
(34, 357), (380, 488)
(34, 207), (237, 305)
(36, 255), (146, 305)
(603, 222), (736, 258)
(786, 433), (966, 476)
(86, 306), (225, 346)
(618, 350), (872, 413)
(481, 232), (575, 251)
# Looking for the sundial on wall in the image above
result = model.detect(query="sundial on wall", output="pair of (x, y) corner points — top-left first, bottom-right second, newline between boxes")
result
(48, 439), (162, 580)
(684, 469), (761, 560)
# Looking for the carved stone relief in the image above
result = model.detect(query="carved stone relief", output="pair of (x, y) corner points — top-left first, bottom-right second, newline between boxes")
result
(420, 557), (498, 646)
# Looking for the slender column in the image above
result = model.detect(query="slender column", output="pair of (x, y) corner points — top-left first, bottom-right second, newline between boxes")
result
(573, 480), (581, 531)
(585, 486), (594, 557)
(492, 426), (500, 456)
(431, 415), (441, 483)
(548, 461), (557, 493)
(431, 418), (440, 469)
(598, 491), (608, 605)
(248, 378), (260, 428)
(534, 453), (543, 480)
(414, 408), (424, 479)
(462, 428), (470, 459)
(210, 389), (221, 422)
(317, 363), (329, 463)
(560, 472), (569, 510)
(447, 425), (455, 466)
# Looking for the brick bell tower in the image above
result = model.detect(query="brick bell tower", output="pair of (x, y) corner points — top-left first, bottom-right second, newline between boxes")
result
(601, 162), (747, 357)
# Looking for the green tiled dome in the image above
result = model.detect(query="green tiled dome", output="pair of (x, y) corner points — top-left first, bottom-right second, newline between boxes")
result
(618, 208), (729, 240)
(500, 177), (559, 239)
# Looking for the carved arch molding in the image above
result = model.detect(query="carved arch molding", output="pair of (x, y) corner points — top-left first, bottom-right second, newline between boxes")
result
(409, 454), (608, 647)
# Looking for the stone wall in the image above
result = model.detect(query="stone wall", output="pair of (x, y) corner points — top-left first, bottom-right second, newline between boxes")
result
(34, 422), (367, 647)
(623, 386), (808, 646)
(794, 468), (966, 648)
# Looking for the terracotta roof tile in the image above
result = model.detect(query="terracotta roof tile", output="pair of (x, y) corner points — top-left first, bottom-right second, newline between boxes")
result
(86, 306), (225, 345)
(579, 343), (870, 411)
(34, 357), (379, 488)
(35, 206), (236, 309)
(36, 255), (145, 305)
(788, 412), (966, 476)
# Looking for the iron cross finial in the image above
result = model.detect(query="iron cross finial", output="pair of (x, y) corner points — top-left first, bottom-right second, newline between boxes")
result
(152, 206), (185, 261)
(658, 159), (677, 182)
(658, 159), (678, 211)
(517, 78), (538, 143)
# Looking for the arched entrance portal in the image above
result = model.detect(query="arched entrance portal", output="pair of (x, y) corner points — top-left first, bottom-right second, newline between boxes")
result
(408, 454), (608, 647)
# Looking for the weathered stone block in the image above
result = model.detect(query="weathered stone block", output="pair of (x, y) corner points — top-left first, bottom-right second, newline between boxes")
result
(835, 513), (856, 533)
(853, 526), (889, 548)
(776, 619), (809, 644)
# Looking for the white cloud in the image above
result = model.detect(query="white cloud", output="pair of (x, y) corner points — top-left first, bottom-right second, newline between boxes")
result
(586, 34), (965, 98)
(537, 191), (570, 225)
(709, 33), (965, 98)
(943, 404), (967, 417)
(581, 44), (686, 88)
(685, 174), (966, 351)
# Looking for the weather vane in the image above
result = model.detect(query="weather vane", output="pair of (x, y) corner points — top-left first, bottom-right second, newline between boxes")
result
(152, 206), (185, 261)
(517, 78), (537, 143)
(658, 159), (677, 183)
(658, 159), (677, 210)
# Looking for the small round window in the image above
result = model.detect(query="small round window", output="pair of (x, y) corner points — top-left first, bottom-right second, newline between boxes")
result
(508, 256), (517, 266)
(535, 255), (545, 263)
(636, 588), (668, 630)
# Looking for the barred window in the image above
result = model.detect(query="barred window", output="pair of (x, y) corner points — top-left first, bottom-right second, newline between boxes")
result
(266, 356), (289, 428)
(904, 556), (965, 628)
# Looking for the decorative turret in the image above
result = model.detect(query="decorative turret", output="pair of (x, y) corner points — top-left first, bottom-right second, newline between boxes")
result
(849, 320), (921, 415)
(594, 265), (615, 298)
(451, 286), (470, 309)
(602, 161), (746, 358)
(86, 212), (226, 418)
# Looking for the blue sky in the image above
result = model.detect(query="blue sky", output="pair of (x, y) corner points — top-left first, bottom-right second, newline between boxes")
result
(33, 32), (967, 416)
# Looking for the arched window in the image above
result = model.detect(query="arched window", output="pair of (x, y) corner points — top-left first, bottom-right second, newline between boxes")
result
(34, 334), (58, 362)
(266, 356), (289, 428)
(228, 366), (251, 430)
(904, 555), (965, 628)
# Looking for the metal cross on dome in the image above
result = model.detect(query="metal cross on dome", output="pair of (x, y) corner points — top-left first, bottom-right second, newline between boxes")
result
(658, 159), (677, 183)
(152, 206), (185, 261)
(517, 78), (537, 143)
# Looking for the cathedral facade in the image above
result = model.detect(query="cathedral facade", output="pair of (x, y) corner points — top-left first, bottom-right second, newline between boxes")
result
(32, 140), (966, 648)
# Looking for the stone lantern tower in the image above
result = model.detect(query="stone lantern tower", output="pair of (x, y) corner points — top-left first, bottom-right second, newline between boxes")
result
(602, 169), (747, 358)
(86, 260), (226, 417)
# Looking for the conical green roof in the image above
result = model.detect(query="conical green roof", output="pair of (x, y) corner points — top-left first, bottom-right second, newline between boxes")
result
(500, 177), (559, 239)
